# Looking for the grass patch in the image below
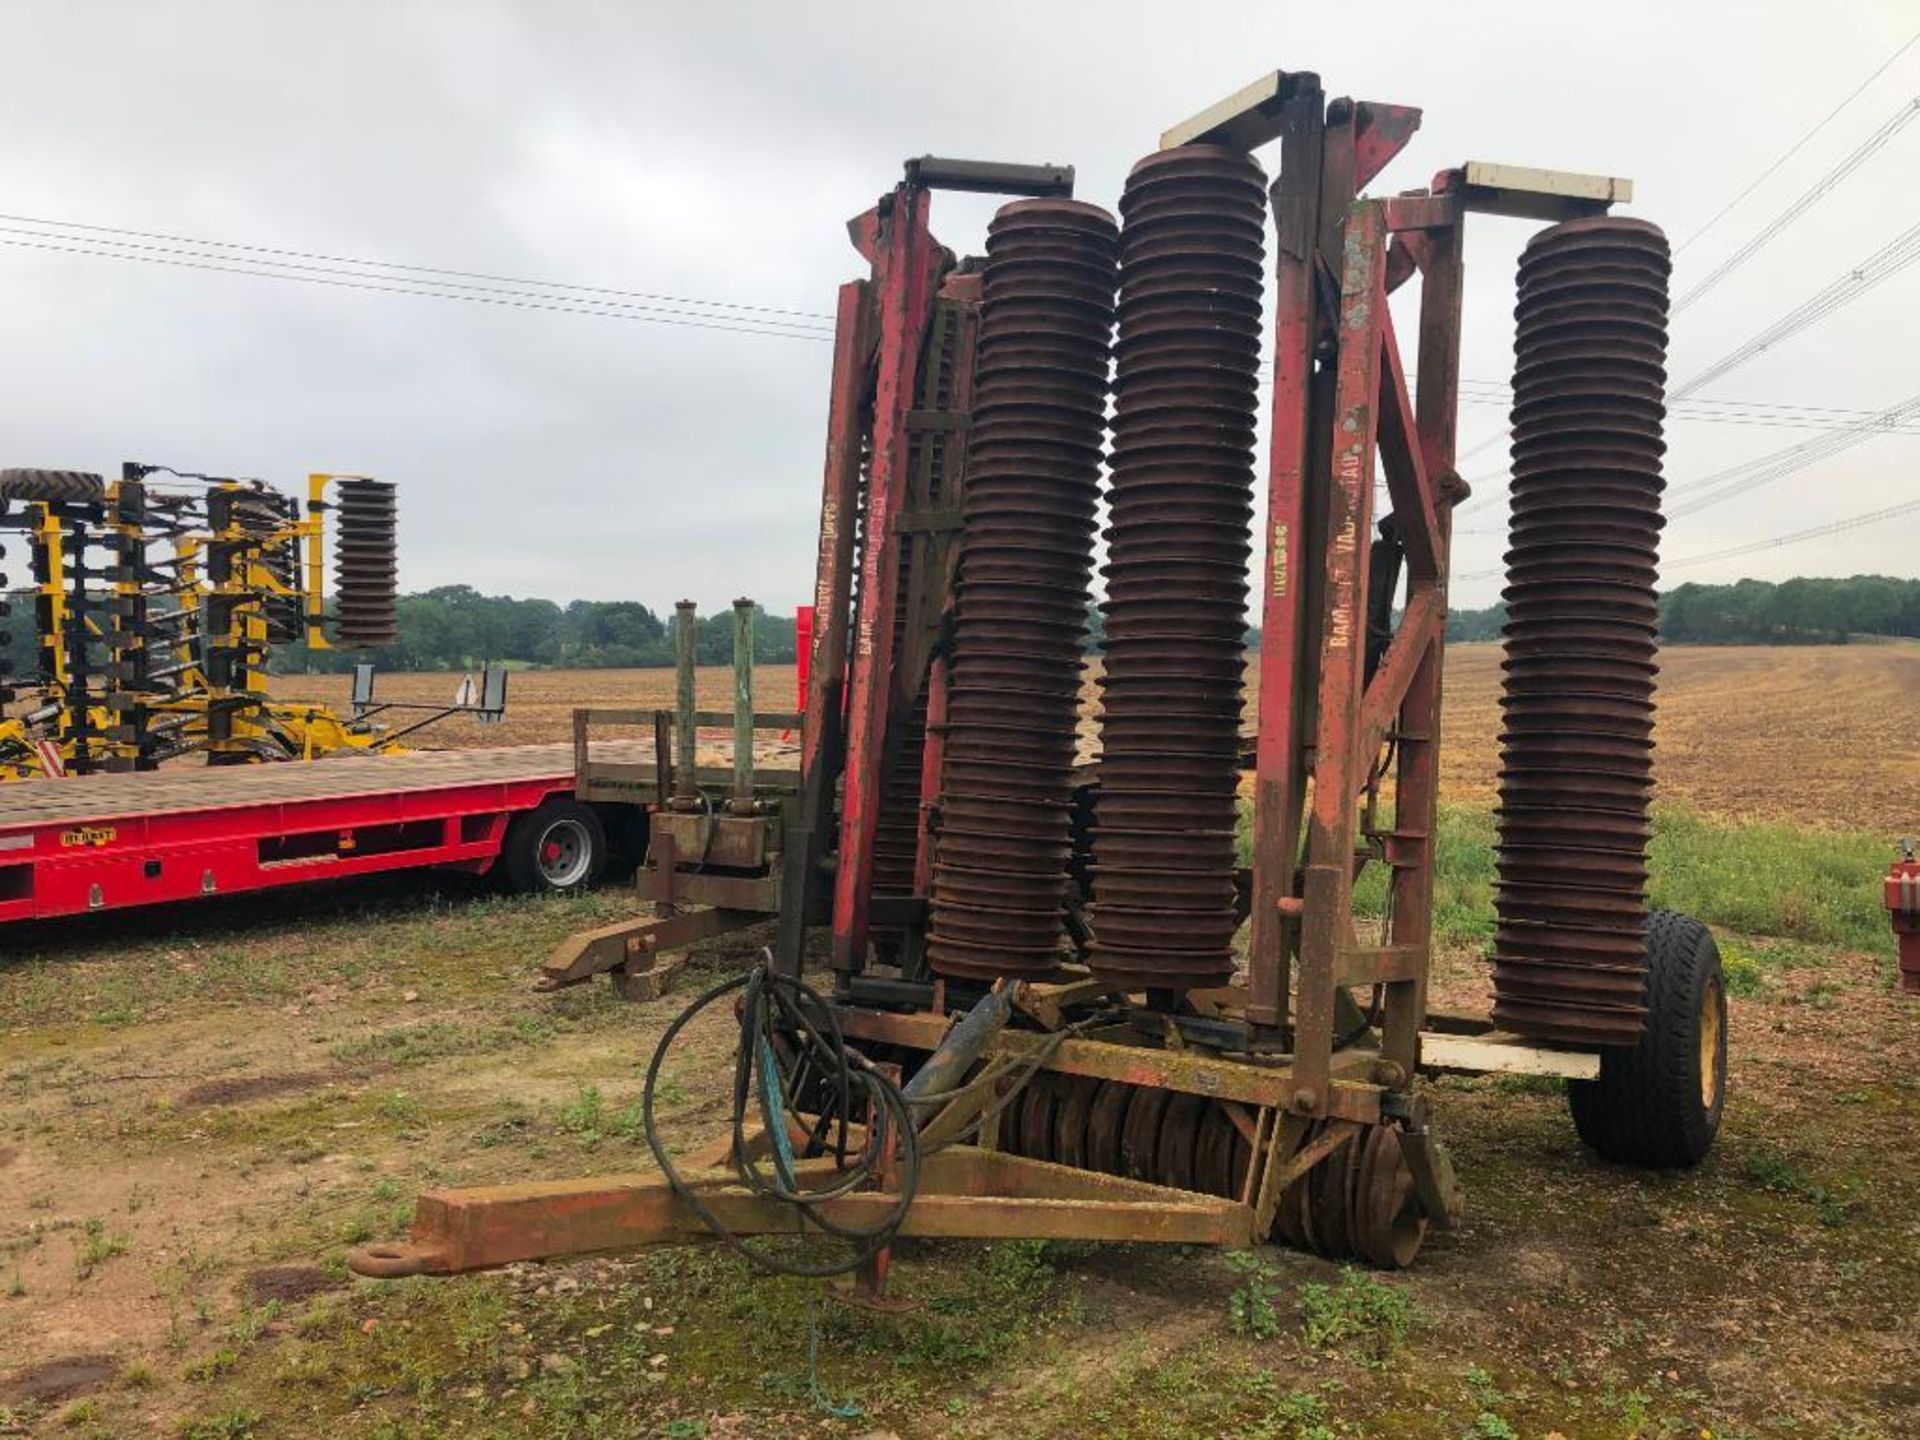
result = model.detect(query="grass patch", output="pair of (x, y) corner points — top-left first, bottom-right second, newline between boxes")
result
(1742, 1146), (1862, 1227)
(328, 1015), (554, 1072)
(1316, 801), (1899, 959)
(0, 885), (645, 1032)
(73, 1217), (130, 1280)
(553, 1082), (645, 1149)
(174, 1239), (1089, 1435)
(177, 1409), (263, 1439)
(1650, 808), (1895, 954)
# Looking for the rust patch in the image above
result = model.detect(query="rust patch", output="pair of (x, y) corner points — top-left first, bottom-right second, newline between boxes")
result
(178, 1070), (333, 1107)
(245, 1264), (342, 1307)
(2, 1354), (118, 1405)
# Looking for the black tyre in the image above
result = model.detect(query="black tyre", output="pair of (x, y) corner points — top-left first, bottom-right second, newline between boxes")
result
(595, 802), (650, 881)
(0, 469), (107, 504)
(1568, 908), (1727, 1167)
(500, 797), (607, 895)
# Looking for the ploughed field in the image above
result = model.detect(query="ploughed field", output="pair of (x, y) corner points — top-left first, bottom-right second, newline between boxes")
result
(2, 641), (1915, 1438)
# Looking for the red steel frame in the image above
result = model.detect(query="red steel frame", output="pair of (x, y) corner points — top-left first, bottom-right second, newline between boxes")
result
(0, 767), (576, 925)
(829, 187), (939, 978)
(1245, 79), (1465, 1113)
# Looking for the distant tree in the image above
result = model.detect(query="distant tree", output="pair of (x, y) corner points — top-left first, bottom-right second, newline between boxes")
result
(260, 573), (1920, 676)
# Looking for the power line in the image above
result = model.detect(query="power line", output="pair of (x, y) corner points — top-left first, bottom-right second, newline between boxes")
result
(1671, 219), (1920, 399)
(1667, 495), (1920, 567)
(1666, 389), (1920, 516)
(1674, 96), (1920, 313)
(1446, 386), (1920, 434)
(1674, 26), (1920, 255)
(0, 223), (835, 335)
(0, 210), (836, 322)
(0, 234), (837, 342)
(1459, 493), (1920, 576)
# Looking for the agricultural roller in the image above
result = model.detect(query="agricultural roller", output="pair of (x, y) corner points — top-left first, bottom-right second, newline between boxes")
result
(353, 67), (1734, 1291)
(0, 463), (498, 779)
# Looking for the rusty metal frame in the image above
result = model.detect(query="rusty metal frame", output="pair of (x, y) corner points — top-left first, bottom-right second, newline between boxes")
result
(359, 92), (1651, 1286)
(1244, 80), (1472, 1120)
(351, 1147), (1252, 1277)
(829, 185), (941, 982)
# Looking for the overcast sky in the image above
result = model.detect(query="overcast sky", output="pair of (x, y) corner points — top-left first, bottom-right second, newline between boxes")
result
(1, 1), (1915, 615)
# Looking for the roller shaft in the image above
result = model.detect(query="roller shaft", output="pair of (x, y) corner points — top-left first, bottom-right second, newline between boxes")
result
(928, 198), (1119, 981)
(332, 478), (399, 648)
(1088, 144), (1266, 995)
(1492, 216), (1671, 1048)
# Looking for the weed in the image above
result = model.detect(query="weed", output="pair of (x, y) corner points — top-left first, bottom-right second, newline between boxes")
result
(1271, 1388), (1336, 1440)
(1466, 1414), (1518, 1440)
(652, 1071), (689, 1107)
(1224, 1250), (1282, 1339)
(1743, 1147), (1858, 1226)
(1296, 1267), (1417, 1364)
(375, 1090), (425, 1127)
(662, 1421), (709, 1440)
(472, 1113), (532, 1148)
(73, 1216), (130, 1279)
(554, 1082), (644, 1148)
(226, 1299), (282, 1346)
(122, 1361), (156, 1389)
(1722, 945), (1766, 997)
(176, 1410), (264, 1440)
(58, 1398), (99, 1427)
(184, 1348), (240, 1382)
(555, 1081), (607, 1135)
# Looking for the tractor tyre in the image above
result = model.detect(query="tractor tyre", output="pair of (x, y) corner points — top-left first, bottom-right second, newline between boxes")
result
(595, 802), (650, 881)
(0, 469), (107, 504)
(500, 797), (607, 896)
(1567, 908), (1727, 1168)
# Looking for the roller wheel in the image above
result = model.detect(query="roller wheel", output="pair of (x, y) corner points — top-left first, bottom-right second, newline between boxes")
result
(1567, 909), (1726, 1168)
(1083, 1082), (1132, 1175)
(1156, 1094), (1205, 1191)
(1192, 1105), (1241, 1200)
(1304, 1124), (1355, 1259)
(1267, 1122), (1431, 1268)
(1349, 1125), (1428, 1269)
(1014, 1074), (1061, 1159)
(1119, 1086), (1171, 1182)
(0, 469), (106, 504)
(500, 797), (606, 895)
(1051, 1075), (1097, 1170)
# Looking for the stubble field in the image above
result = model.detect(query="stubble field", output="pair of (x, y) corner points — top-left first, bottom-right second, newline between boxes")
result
(277, 639), (1920, 832)
(2, 641), (1916, 1439)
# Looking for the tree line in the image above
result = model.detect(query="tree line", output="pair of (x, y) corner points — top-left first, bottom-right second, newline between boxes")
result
(1442, 575), (1920, 646)
(282, 586), (799, 672)
(293, 574), (1917, 673)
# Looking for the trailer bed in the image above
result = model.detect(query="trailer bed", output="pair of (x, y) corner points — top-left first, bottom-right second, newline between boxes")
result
(0, 744), (645, 927)
(0, 744), (584, 829)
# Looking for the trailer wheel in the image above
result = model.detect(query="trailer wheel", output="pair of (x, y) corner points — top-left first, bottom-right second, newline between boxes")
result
(0, 468), (107, 504)
(501, 798), (607, 895)
(1567, 908), (1726, 1168)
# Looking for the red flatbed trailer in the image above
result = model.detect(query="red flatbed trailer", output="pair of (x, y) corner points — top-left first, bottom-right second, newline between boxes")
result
(0, 744), (632, 926)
